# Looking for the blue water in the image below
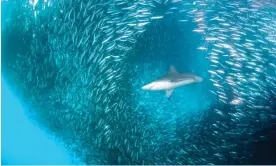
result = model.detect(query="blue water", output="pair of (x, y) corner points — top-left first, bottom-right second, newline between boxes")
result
(2, 2), (73, 164)
(1, 77), (72, 164)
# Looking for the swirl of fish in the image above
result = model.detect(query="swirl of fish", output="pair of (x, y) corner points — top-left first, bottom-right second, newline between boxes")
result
(2, 0), (276, 164)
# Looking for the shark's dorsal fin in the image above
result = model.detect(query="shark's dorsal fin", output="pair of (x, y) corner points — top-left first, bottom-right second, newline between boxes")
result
(166, 89), (174, 99)
(169, 65), (178, 74)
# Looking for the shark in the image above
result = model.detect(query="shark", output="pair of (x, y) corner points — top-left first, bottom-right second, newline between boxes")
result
(141, 65), (203, 99)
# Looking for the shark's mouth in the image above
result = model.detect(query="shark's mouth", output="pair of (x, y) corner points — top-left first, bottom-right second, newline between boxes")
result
(2, 0), (276, 165)
(149, 84), (156, 90)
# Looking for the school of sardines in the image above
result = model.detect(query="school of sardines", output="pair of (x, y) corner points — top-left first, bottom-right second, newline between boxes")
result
(2, 0), (276, 164)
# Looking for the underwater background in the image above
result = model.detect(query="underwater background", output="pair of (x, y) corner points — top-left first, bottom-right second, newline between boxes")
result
(1, 0), (276, 164)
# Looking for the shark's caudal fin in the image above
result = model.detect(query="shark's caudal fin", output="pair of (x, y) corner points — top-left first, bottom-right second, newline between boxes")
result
(166, 89), (174, 99)
(169, 65), (178, 74)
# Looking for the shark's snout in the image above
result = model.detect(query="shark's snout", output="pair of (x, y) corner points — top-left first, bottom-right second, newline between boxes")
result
(194, 76), (203, 82)
(141, 83), (154, 90)
(141, 85), (148, 90)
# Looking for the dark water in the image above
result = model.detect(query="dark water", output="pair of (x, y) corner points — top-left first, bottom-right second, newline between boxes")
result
(2, 0), (276, 164)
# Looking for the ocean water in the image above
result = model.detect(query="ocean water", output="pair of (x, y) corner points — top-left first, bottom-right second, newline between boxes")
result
(1, 77), (73, 164)
(1, 0), (276, 165)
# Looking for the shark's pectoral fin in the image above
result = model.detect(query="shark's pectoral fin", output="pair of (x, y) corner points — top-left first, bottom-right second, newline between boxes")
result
(166, 89), (174, 99)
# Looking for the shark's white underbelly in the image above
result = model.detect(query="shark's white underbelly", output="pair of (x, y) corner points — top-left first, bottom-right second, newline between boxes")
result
(149, 79), (194, 90)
